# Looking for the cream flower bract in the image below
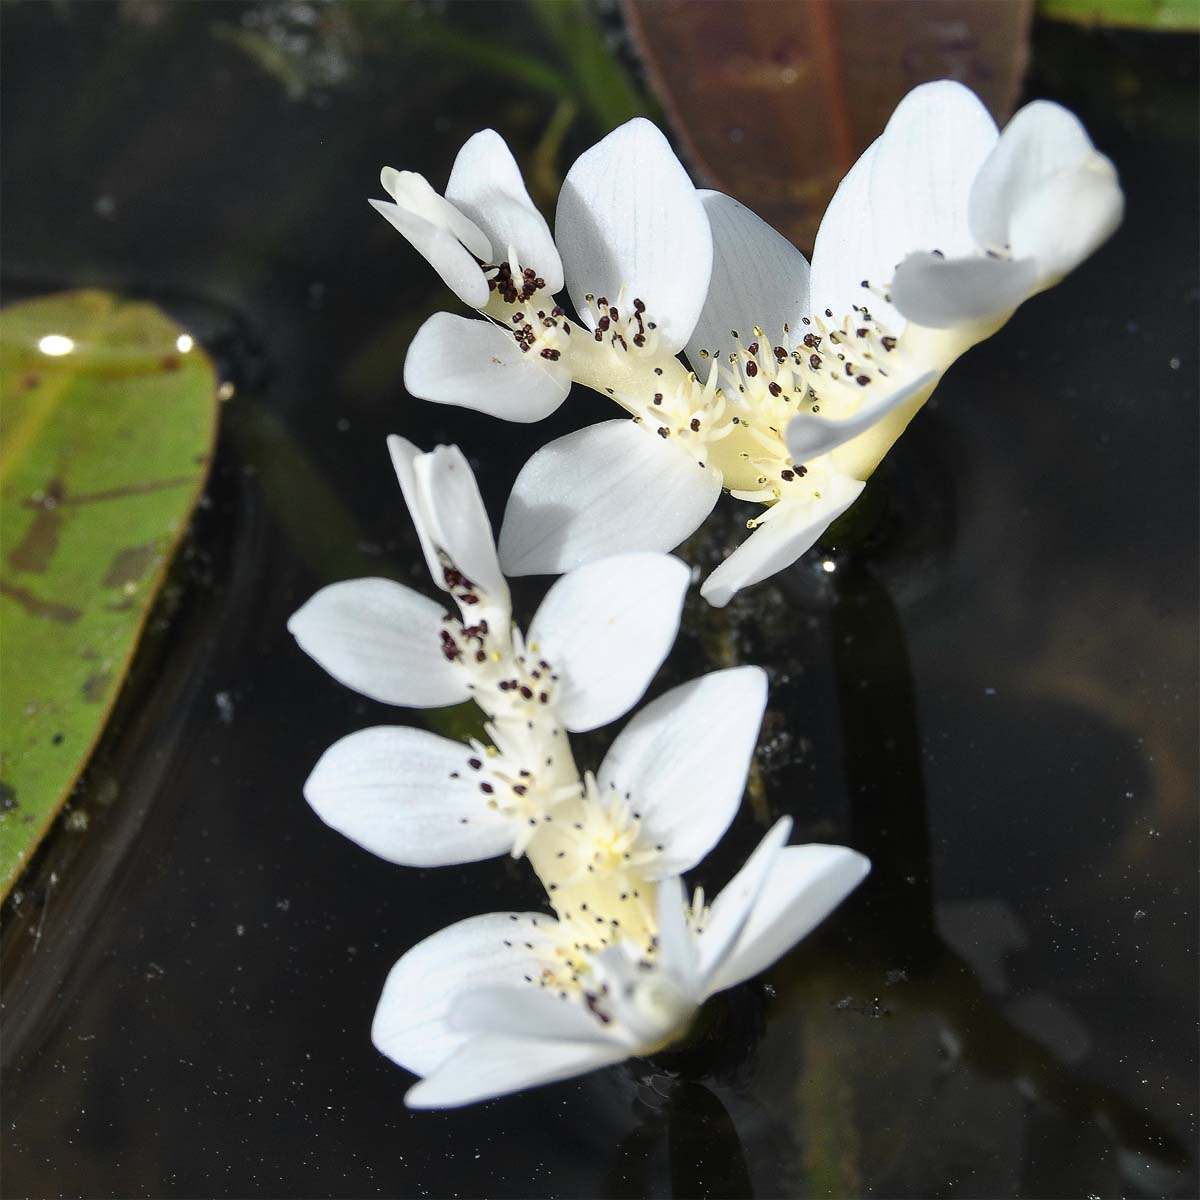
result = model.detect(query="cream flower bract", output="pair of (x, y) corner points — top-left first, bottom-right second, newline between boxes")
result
(387, 82), (1122, 605)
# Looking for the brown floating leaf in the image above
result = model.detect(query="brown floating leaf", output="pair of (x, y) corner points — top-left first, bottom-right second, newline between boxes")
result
(624, 0), (1033, 250)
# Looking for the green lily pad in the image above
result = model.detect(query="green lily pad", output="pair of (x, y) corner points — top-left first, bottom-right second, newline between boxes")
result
(0, 290), (218, 896)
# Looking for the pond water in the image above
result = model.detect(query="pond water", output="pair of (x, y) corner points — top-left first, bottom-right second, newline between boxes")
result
(2, 4), (1196, 1197)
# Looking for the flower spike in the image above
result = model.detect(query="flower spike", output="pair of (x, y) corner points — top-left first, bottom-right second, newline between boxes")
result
(291, 440), (870, 1107)
(290, 438), (691, 869)
(386, 82), (1121, 604)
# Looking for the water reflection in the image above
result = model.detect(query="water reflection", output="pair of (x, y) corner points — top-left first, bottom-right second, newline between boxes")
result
(602, 552), (1191, 1198)
(609, 1079), (755, 1200)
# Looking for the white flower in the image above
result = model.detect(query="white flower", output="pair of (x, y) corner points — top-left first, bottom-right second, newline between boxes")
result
(814, 88), (1124, 338)
(301, 652), (764, 884)
(380, 128), (577, 424)
(403, 120), (727, 563)
(372, 816), (869, 1108)
(288, 435), (693, 864)
(370, 130), (563, 313)
(387, 83), (1121, 607)
(700, 86), (1120, 605)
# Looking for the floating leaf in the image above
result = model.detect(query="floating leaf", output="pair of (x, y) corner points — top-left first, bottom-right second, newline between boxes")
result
(0, 290), (218, 895)
(624, 0), (1033, 249)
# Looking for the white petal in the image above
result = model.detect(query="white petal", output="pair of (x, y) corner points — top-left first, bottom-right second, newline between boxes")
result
(785, 369), (938, 460)
(889, 253), (1038, 328)
(446, 130), (564, 293)
(555, 118), (712, 353)
(405, 1033), (626, 1109)
(809, 141), (883, 327)
(381, 168), (493, 260)
(700, 478), (866, 608)
(369, 198), (489, 309)
(704, 844), (870, 995)
(288, 578), (467, 708)
(696, 817), (792, 988)
(526, 553), (690, 732)
(414, 444), (510, 606)
(685, 190), (810, 372)
(404, 312), (571, 423)
(596, 666), (768, 878)
(387, 435), (442, 587)
(304, 726), (512, 867)
(498, 420), (721, 576)
(655, 876), (701, 994)
(450, 985), (613, 1044)
(812, 81), (998, 329)
(372, 912), (556, 1076)
(865, 81), (997, 268)
(968, 100), (1099, 253)
(1008, 153), (1123, 286)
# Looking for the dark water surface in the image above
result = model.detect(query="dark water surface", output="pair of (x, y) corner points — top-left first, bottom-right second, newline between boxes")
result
(2, 4), (1196, 1197)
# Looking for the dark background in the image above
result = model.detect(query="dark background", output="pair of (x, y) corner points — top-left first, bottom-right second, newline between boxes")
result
(2, 3), (1196, 1197)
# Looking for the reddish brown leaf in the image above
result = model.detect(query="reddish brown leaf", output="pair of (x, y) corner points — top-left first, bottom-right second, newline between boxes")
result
(625, 0), (1033, 250)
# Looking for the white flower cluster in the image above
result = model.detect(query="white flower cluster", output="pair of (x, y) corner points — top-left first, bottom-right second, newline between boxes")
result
(291, 439), (868, 1107)
(386, 81), (1122, 606)
(292, 81), (1123, 1109)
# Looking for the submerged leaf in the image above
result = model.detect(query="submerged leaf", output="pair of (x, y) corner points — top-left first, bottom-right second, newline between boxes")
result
(1039, 0), (1199, 30)
(0, 290), (218, 895)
